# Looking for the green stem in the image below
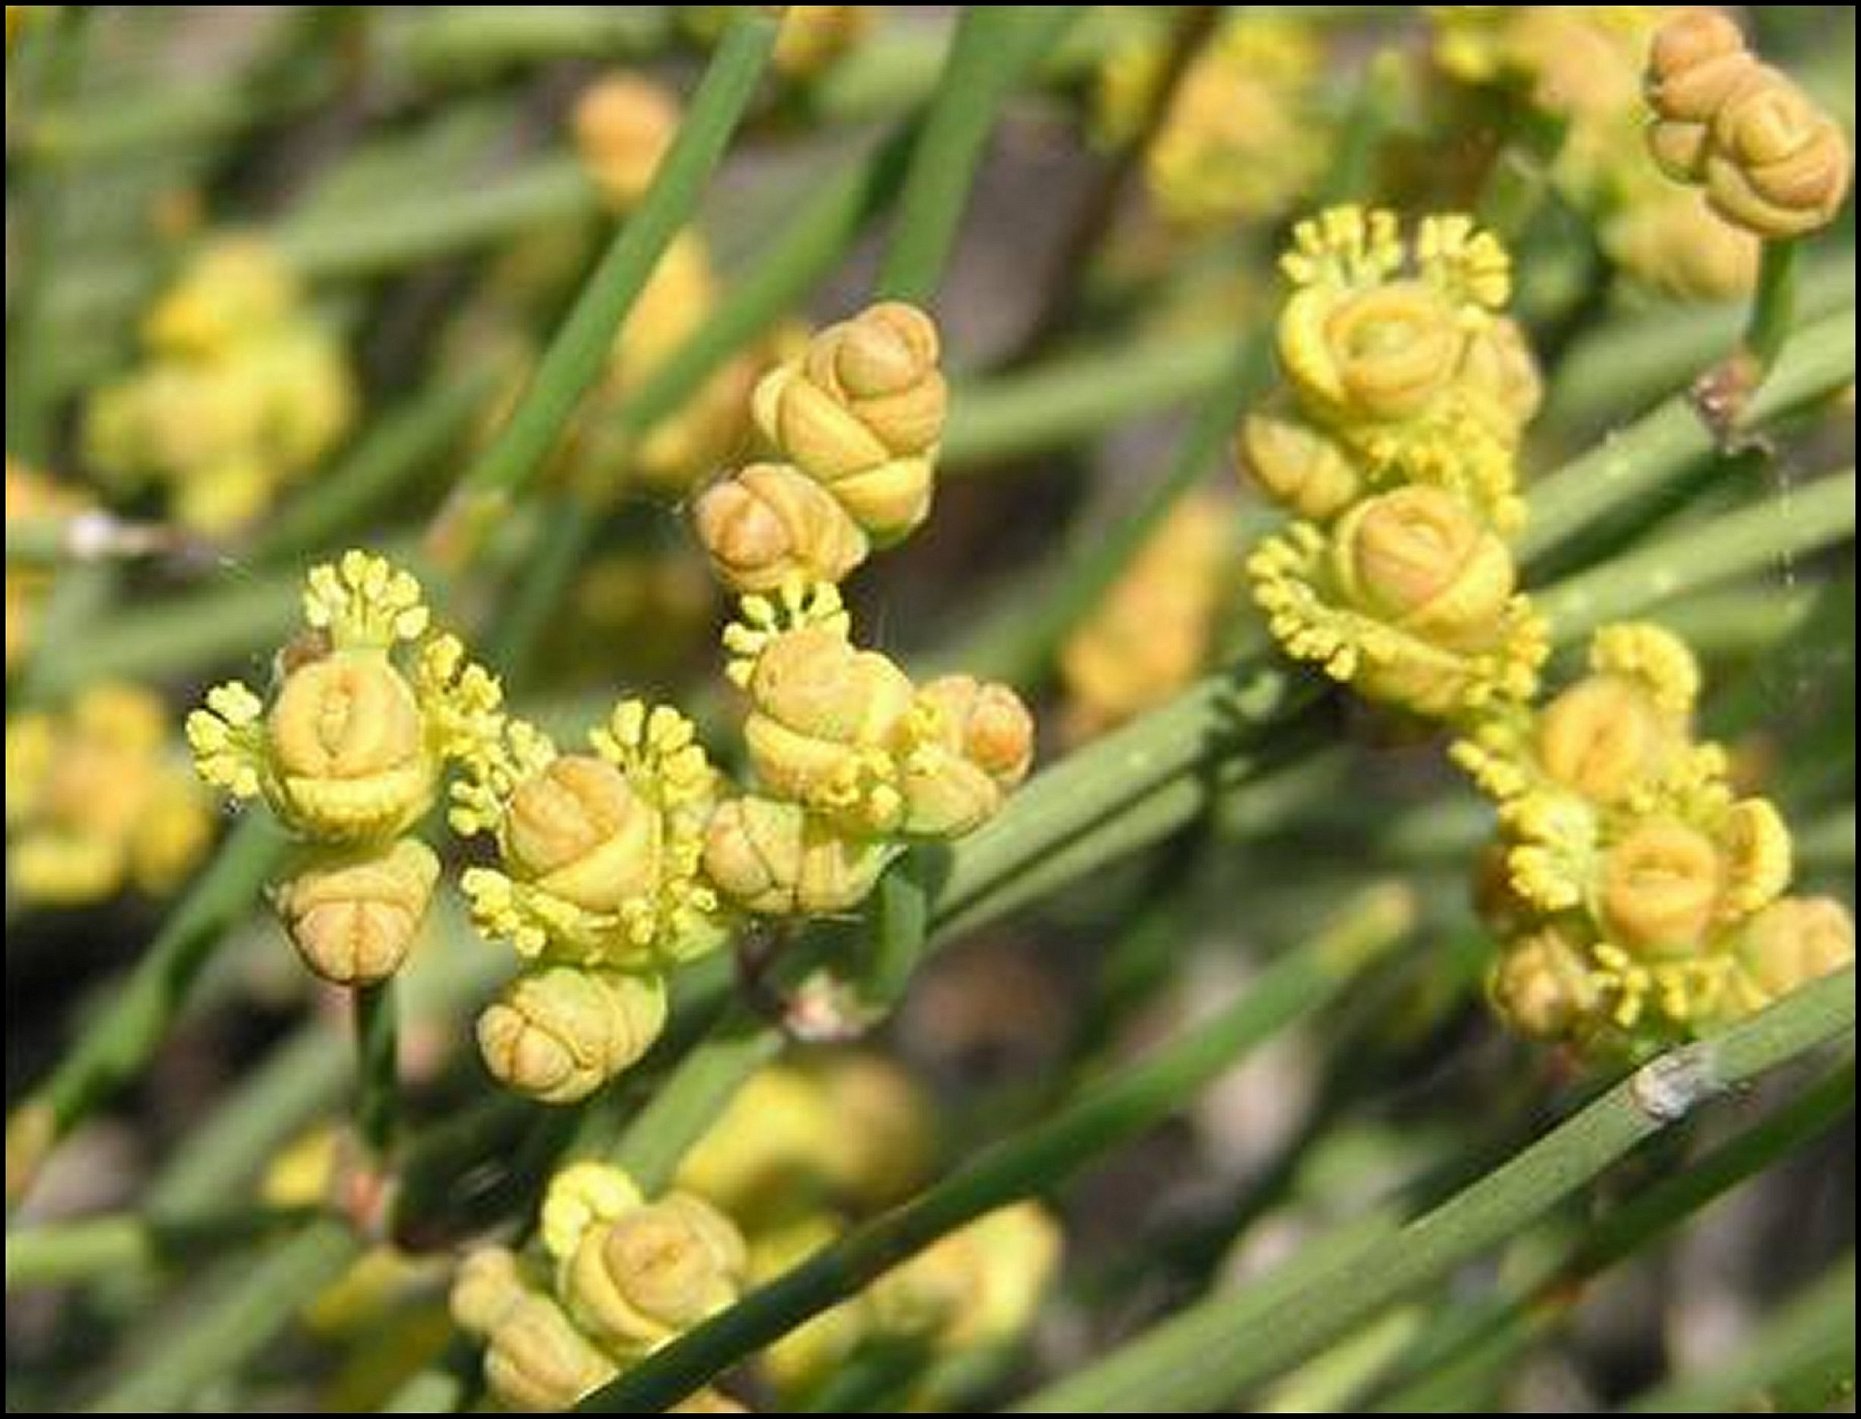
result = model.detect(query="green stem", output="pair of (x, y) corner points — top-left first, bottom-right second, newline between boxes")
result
(976, 332), (1272, 685)
(1622, 1253), (1856, 1413)
(354, 979), (399, 1161)
(5, 1206), (313, 1291)
(875, 7), (1086, 303)
(1475, 110), (1567, 241)
(383, 6), (671, 81)
(1523, 306), (1854, 563)
(859, 849), (933, 1014)
(1743, 237), (1800, 376)
(1012, 966), (1856, 1412)
(80, 1217), (363, 1413)
(3, 5), (91, 462)
(426, 11), (780, 561)
(7, 816), (290, 1205)
(487, 497), (601, 689)
(1537, 468), (1856, 641)
(577, 888), (1415, 1412)
(252, 371), (494, 562)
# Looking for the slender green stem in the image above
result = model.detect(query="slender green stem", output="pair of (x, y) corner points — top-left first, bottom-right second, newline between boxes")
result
(252, 371), (494, 562)
(1622, 1253), (1856, 1413)
(277, 157), (596, 281)
(1523, 306), (1854, 562)
(383, 6), (671, 81)
(1012, 966), (1856, 1412)
(942, 330), (1233, 468)
(353, 980), (400, 1161)
(1537, 468), (1856, 641)
(577, 888), (1416, 1412)
(80, 1217), (363, 1413)
(976, 332), (1273, 685)
(875, 7), (1086, 303)
(487, 498), (601, 688)
(1743, 237), (1801, 376)
(3, 5), (91, 462)
(1476, 110), (1567, 241)
(4, 516), (179, 568)
(859, 850), (933, 1014)
(607, 1008), (785, 1195)
(427, 11), (780, 561)
(7, 816), (290, 1204)
(1320, 53), (1404, 205)
(5, 1206), (313, 1291)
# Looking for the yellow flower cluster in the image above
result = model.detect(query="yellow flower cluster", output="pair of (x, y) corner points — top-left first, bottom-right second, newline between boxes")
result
(1059, 489), (1237, 741)
(1431, 7), (1761, 299)
(83, 239), (356, 534)
(4, 458), (90, 673)
(573, 73), (680, 212)
(1455, 623), (1853, 1056)
(7, 683), (212, 906)
(694, 301), (948, 591)
(452, 1163), (750, 1411)
(188, 552), (500, 986)
(756, 1202), (1062, 1408)
(703, 580), (1033, 918)
(1098, 13), (1329, 230)
(1644, 7), (1852, 239)
(450, 697), (727, 1102)
(1242, 207), (1547, 721)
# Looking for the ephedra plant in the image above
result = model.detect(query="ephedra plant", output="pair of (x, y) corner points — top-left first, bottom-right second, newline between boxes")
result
(5, 7), (1855, 1414)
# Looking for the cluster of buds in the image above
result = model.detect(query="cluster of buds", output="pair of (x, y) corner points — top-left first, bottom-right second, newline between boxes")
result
(5, 458), (90, 673)
(1242, 207), (1547, 722)
(755, 1202), (1062, 1408)
(7, 683), (212, 907)
(1645, 8), (1851, 240)
(1097, 13), (1330, 231)
(703, 579), (1033, 919)
(188, 552), (500, 986)
(1430, 8), (1761, 299)
(693, 302), (947, 592)
(451, 1163), (749, 1411)
(1059, 490), (1237, 741)
(450, 698), (728, 1102)
(1455, 623), (1853, 1056)
(83, 239), (355, 534)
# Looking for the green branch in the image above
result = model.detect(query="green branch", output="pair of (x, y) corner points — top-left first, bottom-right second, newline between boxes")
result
(1013, 966), (1856, 1412)
(577, 887), (1417, 1412)
(875, 7), (1086, 303)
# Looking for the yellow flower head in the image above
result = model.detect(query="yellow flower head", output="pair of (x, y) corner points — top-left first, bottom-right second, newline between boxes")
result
(455, 698), (723, 970)
(693, 461), (872, 593)
(752, 302), (947, 546)
(701, 793), (896, 917)
(1644, 8), (1852, 238)
(275, 838), (440, 986)
(1248, 491), (1546, 722)
(7, 683), (213, 907)
(574, 73), (680, 211)
(476, 965), (668, 1104)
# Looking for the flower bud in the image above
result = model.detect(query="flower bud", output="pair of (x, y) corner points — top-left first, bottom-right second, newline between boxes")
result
(1597, 818), (1722, 953)
(774, 6), (871, 78)
(1282, 280), (1464, 425)
(1701, 69), (1852, 238)
(451, 1247), (531, 1337)
(1332, 487), (1515, 646)
(574, 74), (679, 210)
(1535, 676), (1671, 804)
(1458, 316), (1542, 436)
(741, 626), (918, 830)
(812, 1053), (935, 1207)
(267, 651), (436, 842)
(477, 966), (668, 1104)
(753, 302), (945, 544)
(542, 1161), (645, 1262)
(702, 795), (893, 916)
(1720, 796), (1792, 914)
(1487, 927), (1603, 1043)
(562, 1192), (746, 1351)
(275, 838), (439, 986)
(484, 1291), (619, 1411)
(918, 675), (1035, 791)
(1238, 411), (1361, 520)
(1644, 8), (1753, 179)
(1736, 896), (1855, 1003)
(870, 1203), (1061, 1351)
(142, 239), (296, 358)
(693, 462), (870, 593)
(503, 755), (661, 914)
(676, 1065), (836, 1219)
